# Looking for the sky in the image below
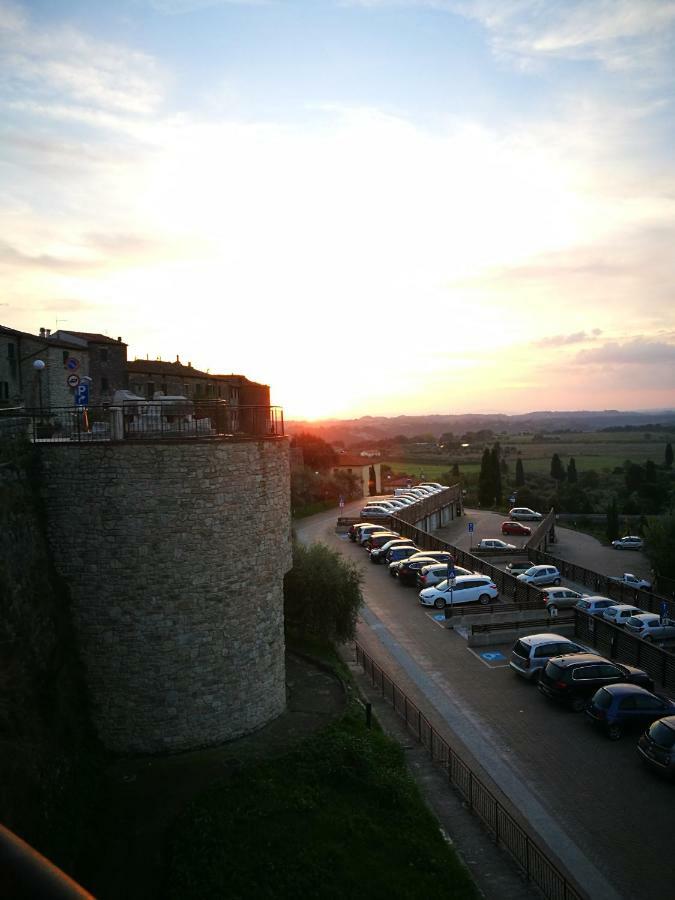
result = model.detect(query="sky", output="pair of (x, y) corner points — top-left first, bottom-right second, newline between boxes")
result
(1, 0), (675, 419)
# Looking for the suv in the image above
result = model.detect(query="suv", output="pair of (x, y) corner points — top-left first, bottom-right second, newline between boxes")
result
(510, 634), (588, 682)
(586, 685), (675, 740)
(538, 653), (654, 711)
(516, 565), (561, 587)
(509, 507), (543, 521)
(638, 716), (675, 777)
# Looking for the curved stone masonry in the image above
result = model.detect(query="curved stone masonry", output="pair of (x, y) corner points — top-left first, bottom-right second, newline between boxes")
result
(40, 438), (291, 754)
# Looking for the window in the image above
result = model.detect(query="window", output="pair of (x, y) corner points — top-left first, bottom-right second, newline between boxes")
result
(100, 348), (108, 362)
(0, 381), (8, 399)
(146, 382), (155, 399)
(101, 377), (109, 392)
(62, 350), (69, 364)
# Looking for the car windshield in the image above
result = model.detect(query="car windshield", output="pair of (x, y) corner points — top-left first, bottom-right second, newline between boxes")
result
(524, 567), (538, 576)
(649, 721), (675, 748)
(626, 617), (643, 628)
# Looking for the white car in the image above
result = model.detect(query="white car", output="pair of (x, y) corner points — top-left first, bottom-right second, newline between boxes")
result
(611, 535), (644, 551)
(416, 563), (474, 588)
(357, 524), (398, 545)
(625, 613), (675, 641)
(575, 596), (618, 616)
(420, 482), (448, 491)
(516, 565), (561, 587)
(509, 507), (543, 521)
(417, 483), (442, 493)
(477, 539), (516, 551)
(602, 604), (644, 626)
(419, 575), (499, 609)
(608, 572), (652, 591)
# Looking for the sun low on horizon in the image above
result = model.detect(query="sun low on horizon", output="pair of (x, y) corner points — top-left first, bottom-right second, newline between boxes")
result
(2, 0), (675, 420)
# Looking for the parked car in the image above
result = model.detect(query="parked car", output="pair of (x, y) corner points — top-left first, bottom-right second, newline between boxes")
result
(369, 538), (416, 563)
(363, 499), (399, 512)
(509, 633), (589, 682)
(540, 587), (583, 612)
(359, 506), (391, 518)
(394, 552), (454, 583)
(391, 495), (415, 506)
(638, 716), (675, 777)
(365, 531), (400, 551)
(416, 563), (474, 589)
(506, 560), (535, 577)
(625, 614), (675, 642)
(612, 535), (644, 551)
(601, 604), (644, 626)
(575, 596), (619, 616)
(477, 538), (516, 551)
(501, 521), (531, 536)
(419, 482), (447, 491)
(516, 565), (561, 587)
(419, 575), (499, 609)
(509, 507), (543, 521)
(608, 572), (652, 591)
(357, 524), (397, 545)
(538, 653), (654, 711)
(348, 521), (375, 541)
(587, 684), (675, 740)
(385, 545), (420, 566)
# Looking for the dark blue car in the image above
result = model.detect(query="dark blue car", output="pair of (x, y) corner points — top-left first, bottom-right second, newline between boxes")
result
(586, 684), (675, 740)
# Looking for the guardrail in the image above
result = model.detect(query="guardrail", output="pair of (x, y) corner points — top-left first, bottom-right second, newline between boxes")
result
(525, 508), (556, 551)
(354, 643), (585, 900)
(472, 614), (573, 635)
(0, 402), (284, 443)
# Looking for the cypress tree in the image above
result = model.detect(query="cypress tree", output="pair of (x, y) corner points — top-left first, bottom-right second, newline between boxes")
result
(550, 453), (565, 482)
(567, 458), (577, 483)
(666, 443), (673, 469)
(478, 447), (493, 507)
(490, 445), (502, 505)
(515, 457), (525, 487)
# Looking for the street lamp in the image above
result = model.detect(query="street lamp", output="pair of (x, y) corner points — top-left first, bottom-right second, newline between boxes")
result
(32, 359), (45, 420)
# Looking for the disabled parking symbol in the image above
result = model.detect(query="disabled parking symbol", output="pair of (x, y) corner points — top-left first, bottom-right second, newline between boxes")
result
(480, 651), (505, 661)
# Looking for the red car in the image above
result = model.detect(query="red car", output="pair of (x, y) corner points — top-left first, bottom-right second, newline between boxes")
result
(502, 521), (531, 536)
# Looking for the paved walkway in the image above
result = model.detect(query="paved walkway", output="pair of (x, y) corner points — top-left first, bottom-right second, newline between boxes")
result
(93, 653), (346, 900)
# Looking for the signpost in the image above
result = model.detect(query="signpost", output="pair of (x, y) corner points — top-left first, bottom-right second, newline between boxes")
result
(661, 600), (668, 625)
(339, 495), (345, 510)
(468, 521), (474, 548)
(445, 558), (456, 619)
(74, 383), (89, 406)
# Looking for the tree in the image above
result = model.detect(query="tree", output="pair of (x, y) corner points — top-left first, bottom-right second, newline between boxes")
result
(606, 496), (620, 542)
(284, 541), (363, 643)
(624, 462), (644, 494)
(666, 443), (674, 469)
(550, 453), (565, 483)
(290, 432), (337, 472)
(490, 445), (502, 505)
(515, 457), (525, 487)
(451, 462), (460, 477)
(566, 458), (577, 484)
(478, 447), (494, 507)
(644, 516), (675, 579)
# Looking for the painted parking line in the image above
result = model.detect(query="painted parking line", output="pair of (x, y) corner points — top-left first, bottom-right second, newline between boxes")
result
(467, 646), (511, 668)
(425, 610), (451, 629)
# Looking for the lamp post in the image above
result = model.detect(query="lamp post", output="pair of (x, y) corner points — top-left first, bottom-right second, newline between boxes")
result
(32, 359), (45, 421)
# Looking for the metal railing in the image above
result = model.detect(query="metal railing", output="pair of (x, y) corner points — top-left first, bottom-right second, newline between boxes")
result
(354, 643), (585, 900)
(0, 401), (284, 443)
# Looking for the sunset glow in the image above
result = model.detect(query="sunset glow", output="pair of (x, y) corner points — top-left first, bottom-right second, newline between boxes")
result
(2, 1), (675, 418)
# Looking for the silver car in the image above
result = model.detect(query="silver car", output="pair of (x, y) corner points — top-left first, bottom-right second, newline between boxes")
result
(510, 633), (588, 681)
(625, 614), (675, 642)
(612, 535), (644, 550)
(575, 596), (618, 616)
(602, 604), (644, 626)
(516, 565), (561, 587)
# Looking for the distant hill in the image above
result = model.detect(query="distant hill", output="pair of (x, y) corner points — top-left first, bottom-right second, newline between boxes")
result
(286, 410), (675, 445)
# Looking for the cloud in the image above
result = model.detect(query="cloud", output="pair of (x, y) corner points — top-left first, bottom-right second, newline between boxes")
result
(576, 339), (675, 366)
(147, 0), (269, 12)
(0, 240), (96, 271)
(533, 329), (602, 348)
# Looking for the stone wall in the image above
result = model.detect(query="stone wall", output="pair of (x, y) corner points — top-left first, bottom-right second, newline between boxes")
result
(40, 437), (292, 754)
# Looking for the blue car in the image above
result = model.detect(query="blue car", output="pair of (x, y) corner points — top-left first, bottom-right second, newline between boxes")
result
(586, 684), (675, 740)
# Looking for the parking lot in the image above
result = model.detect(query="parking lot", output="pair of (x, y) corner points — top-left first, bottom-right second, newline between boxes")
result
(298, 504), (673, 900)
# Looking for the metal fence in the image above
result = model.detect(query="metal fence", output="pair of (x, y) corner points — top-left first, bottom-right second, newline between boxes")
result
(0, 401), (284, 443)
(354, 643), (585, 900)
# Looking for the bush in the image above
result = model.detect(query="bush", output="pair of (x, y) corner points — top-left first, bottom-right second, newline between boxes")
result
(284, 542), (363, 643)
(645, 517), (675, 579)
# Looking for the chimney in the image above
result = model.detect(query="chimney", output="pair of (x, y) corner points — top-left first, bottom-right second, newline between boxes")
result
(39, 327), (45, 338)
(45, 329), (51, 338)
(176, 354), (180, 363)
(117, 336), (122, 343)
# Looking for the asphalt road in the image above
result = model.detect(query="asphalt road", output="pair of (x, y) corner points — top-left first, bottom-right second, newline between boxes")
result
(297, 501), (672, 900)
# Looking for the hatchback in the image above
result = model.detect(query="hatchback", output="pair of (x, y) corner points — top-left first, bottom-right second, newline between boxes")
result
(509, 634), (588, 682)
(509, 507), (543, 521)
(416, 563), (473, 589)
(540, 587), (583, 612)
(419, 575), (499, 609)
(624, 614), (675, 642)
(501, 521), (532, 536)
(349, 521), (375, 541)
(538, 654), (654, 711)
(369, 538), (416, 563)
(359, 506), (390, 518)
(638, 716), (675, 777)
(574, 596), (618, 616)
(587, 685), (675, 740)
(517, 565), (561, 587)
(612, 535), (644, 550)
(365, 532), (400, 551)
(601, 604), (644, 626)
(385, 545), (420, 566)
(357, 524), (397, 545)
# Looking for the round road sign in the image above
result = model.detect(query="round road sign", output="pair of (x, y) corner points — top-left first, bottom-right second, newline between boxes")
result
(65, 357), (80, 371)
(66, 373), (80, 388)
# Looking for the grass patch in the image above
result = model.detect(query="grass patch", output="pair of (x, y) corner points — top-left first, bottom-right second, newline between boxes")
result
(164, 705), (479, 900)
(292, 499), (338, 518)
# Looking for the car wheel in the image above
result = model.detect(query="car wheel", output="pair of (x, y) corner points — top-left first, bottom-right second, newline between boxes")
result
(607, 724), (623, 741)
(434, 597), (445, 610)
(570, 696), (587, 713)
(479, 593), (492, 605)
